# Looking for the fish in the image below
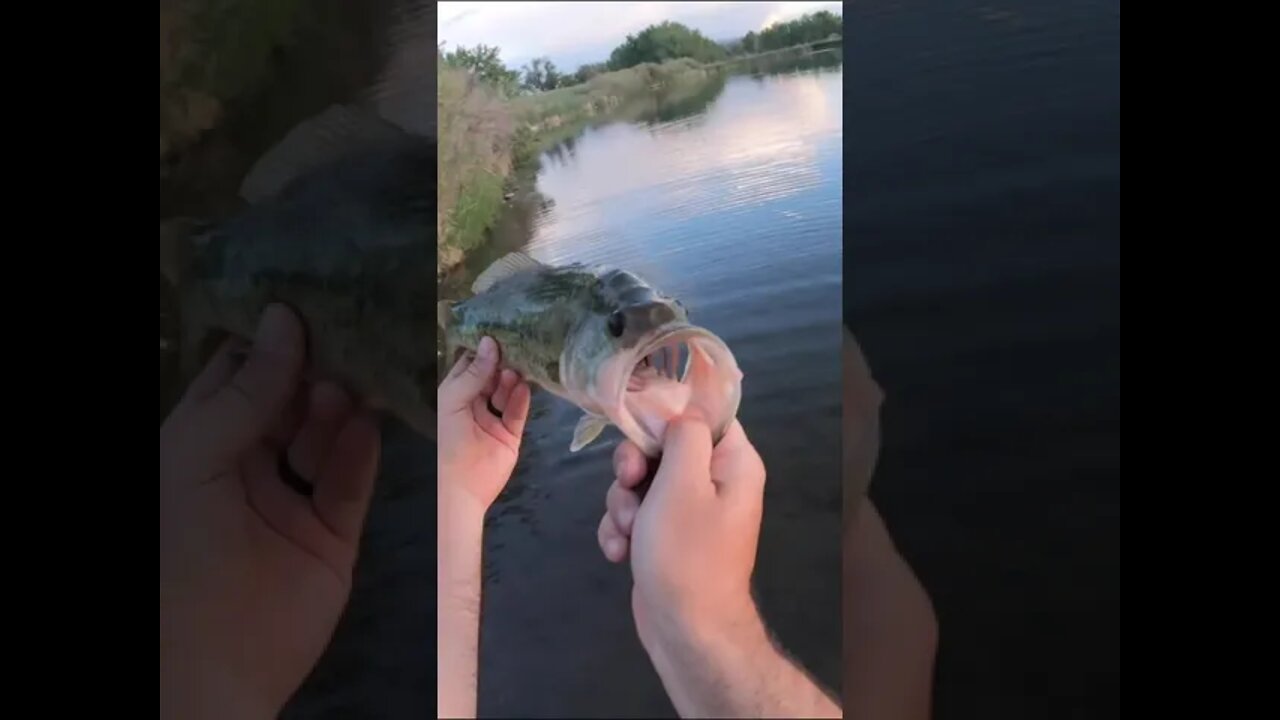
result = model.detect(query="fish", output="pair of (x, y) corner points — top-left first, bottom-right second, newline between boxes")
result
(437, 251), (744, 457)
(160, 104), (437, 440)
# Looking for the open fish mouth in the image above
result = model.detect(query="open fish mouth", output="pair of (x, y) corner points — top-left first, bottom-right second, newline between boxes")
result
(599, 323), (743, 457)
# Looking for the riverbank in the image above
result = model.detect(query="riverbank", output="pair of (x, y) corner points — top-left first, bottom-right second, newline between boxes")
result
(437, 57), (726, 277)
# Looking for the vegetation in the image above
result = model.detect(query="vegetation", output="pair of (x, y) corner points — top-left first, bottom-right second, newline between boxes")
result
(159, 0), (304, 167)
(436, 10), (842, 276)
(437, 61), (515, 273)
(520, 57), (565, 92)
(571, 62), (609, 85)
(739, 11), (843, 55)
(441, 44), (522, 97)
(607, 21), (727, 70)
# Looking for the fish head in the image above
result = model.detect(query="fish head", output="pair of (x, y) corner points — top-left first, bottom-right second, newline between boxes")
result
(562, 269), (743, 457)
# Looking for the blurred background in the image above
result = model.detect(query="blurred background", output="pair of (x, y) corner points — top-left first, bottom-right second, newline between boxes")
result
(845, 1), (1121, 718)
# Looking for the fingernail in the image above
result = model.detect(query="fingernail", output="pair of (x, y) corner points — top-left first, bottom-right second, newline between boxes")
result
(478, 335), (496, 368)
(256, 304), (296, 355)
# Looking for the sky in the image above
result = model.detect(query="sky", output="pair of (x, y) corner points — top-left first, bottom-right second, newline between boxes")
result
(438, 1), (843, 72)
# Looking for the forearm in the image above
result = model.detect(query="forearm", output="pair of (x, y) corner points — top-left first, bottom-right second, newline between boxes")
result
(437, 491), (487, 719)
(643, 604), (841, 718)
(160, 605), (275, 720)
(160, 658), (274, 720)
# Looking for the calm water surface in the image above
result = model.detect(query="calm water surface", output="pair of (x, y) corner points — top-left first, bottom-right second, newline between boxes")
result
(847, 2), (1120, 718)
(457, 64), (845, 717)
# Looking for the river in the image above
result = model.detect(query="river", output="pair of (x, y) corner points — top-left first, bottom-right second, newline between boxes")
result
(442, 56), (846, 717)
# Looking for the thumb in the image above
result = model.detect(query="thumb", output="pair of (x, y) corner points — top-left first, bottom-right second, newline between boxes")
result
(199, 303), (305, 462)
(441, 336), (500, 411)
(649, 417), (715, 504)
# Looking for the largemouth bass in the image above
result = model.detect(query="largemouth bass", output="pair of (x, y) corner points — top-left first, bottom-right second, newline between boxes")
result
(438, 252), (743, 457)
(160, 104), (436, 439)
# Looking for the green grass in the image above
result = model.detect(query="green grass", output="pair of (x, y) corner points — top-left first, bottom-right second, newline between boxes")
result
(445, 169), (506, 253)
(160, 0), (306, 164)
(437, 64), (516, 275)
(512, 58), (710, 126)
(436, 58), (723, 277)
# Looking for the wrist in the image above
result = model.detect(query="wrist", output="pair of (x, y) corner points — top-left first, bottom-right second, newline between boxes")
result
(160, 633), (277, 720)
(640, 594), (775, 708)
(438, 482), (488, 527)
(437, 485), (487, 608)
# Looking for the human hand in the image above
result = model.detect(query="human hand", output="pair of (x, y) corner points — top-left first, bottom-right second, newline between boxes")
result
(597, 417), (767, 647)
(159, 304), (381, 720)
(437, 336), (532, 516)
(596, 419), (843, 718)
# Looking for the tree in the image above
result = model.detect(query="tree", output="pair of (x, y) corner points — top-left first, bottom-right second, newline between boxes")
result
(442, 44), (521, 97)
(753, 11), (843, 52)
(520, 57), (564, 92)
(607, 21), (728, 70)
(572, 62), (609, 85)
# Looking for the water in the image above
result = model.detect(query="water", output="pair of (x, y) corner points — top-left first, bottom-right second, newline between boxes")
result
(846, 2), (1120, 718)
(456, 62), (845, 717)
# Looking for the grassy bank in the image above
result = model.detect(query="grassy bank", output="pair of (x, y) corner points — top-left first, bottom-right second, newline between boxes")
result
(437, 64), (516, 274)
(436, 58), (723, 276)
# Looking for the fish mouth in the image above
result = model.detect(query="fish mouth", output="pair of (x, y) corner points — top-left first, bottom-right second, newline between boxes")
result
(597, 323), (743, 457)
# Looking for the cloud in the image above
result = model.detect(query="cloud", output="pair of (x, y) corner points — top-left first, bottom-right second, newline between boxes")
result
(437, 1), (842, 69)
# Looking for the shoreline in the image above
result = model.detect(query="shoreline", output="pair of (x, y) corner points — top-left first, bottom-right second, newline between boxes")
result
(436, 42), (842, 278)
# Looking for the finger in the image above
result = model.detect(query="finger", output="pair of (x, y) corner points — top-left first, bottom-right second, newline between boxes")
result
(606, 481), (640, 536)
(471, 394), (518, 451)
(710, 420), (767, 501)
(286, 382), (354, 483)
(491, 369), (519, 413)
(597, 512), (629, 563)
(502, 380), (532, 437)
(265, 385), (309, 450)
(612, 441), (650, 490)
(198, 304), (306, 463)
(178, 335), (246, 406)
(243, 444), (354, 577)
(481, 366), (501, 400)
(313, 409), (382, 545)
(439, 337), (500, 412)
(444, 349), (472, 381)
(651, 416), (715, 502)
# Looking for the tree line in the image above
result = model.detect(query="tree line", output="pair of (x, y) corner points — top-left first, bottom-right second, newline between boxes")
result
(441, 10), (842, 95)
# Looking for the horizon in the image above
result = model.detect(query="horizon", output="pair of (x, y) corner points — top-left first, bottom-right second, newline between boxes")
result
(438, 1), (842, 72)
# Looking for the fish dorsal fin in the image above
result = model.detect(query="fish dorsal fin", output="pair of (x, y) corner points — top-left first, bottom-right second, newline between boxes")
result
(239, 104), (407, 203)
(471, 251), (544, 294)
(437, 300), (454, 330)
(571, 413), (610, 452)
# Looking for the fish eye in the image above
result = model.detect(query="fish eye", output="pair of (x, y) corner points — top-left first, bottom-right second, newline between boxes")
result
(607, 310), (625, 338)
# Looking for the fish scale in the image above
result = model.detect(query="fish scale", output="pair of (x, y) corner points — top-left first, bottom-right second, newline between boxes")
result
(438, 251), (744, 457)
(160, 103), (437, 440)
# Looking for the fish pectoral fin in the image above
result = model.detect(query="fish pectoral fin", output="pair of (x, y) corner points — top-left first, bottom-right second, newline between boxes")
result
(570, 413), (609, 452)
(471, 251), (545, 294)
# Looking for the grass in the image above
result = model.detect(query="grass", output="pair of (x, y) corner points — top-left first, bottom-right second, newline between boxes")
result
(436, 58), (724, 276)
(160, 0), (305, 167)
(437, 64), (516, 274)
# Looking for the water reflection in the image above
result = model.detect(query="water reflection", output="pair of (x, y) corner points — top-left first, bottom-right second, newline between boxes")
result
(475, 62), (845, 717)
